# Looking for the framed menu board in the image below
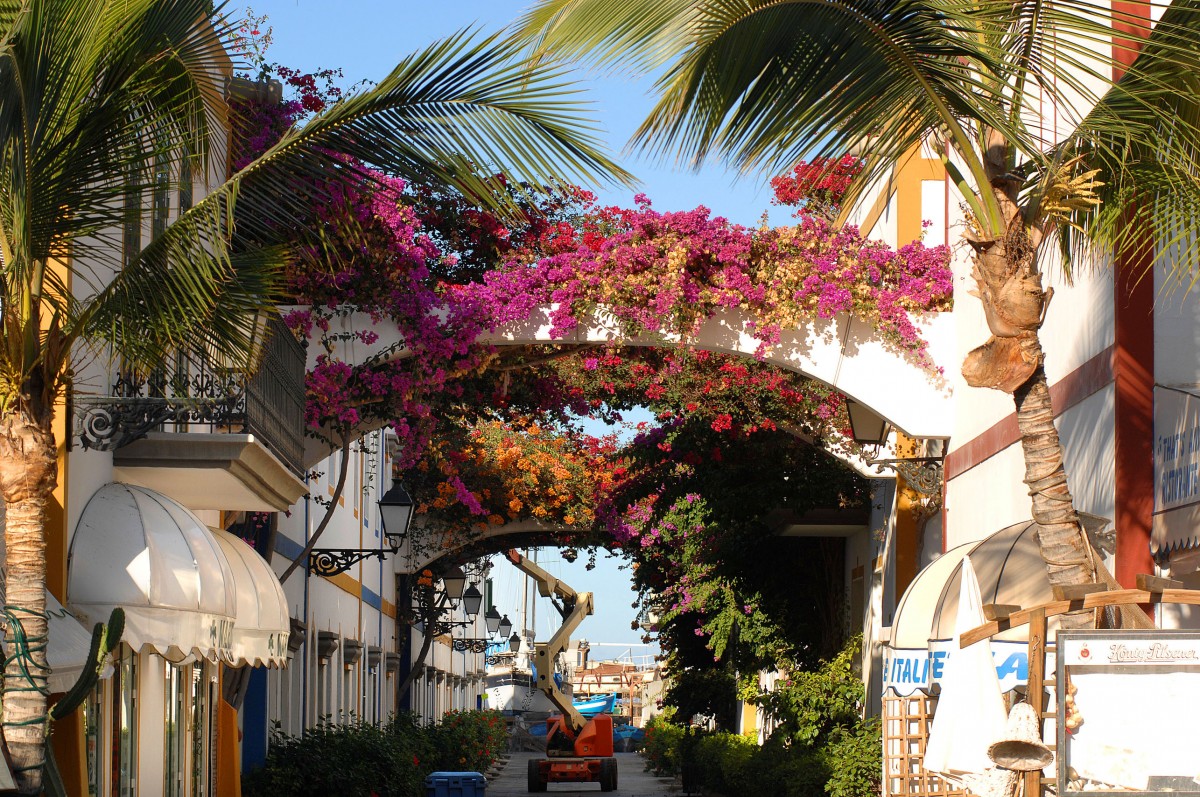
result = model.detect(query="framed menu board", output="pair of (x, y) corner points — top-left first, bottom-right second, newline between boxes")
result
(1057, 630), (1200, 795)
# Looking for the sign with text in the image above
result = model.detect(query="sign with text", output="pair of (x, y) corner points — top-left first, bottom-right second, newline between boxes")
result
(1152, 388), (1200, 559)
(881, 640), (1030, 695)
(1059, 630), (1200, 795)
(1154, 388), (1200, 514)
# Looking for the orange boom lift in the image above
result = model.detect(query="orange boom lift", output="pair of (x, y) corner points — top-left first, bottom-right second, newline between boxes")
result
(504, 550), (618, 792)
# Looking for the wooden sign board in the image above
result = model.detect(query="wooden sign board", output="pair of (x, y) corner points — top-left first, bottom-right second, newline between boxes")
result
(1058, 630), (1200, 795)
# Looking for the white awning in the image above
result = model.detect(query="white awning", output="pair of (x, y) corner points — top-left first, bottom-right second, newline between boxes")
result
(68, 483), (236, 663)
(210, 528), (290, 668)
(882, 517), (1111, 696)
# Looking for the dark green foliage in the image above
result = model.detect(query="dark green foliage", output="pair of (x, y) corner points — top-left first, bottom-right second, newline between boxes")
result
(640, 638), (880, 797)
(242, 710), (509, 797)
(428, 709), (509, 773)
(641, 713), (685, 776)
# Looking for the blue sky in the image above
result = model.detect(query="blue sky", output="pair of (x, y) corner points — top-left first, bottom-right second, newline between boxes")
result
(236, 0), (786, 649)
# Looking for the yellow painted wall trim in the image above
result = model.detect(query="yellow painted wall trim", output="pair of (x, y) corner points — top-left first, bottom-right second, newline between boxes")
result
(859, 146), (946, 242)
(215, 670), (243, 797)
(316, 567), (398, 619)
(859, 167), (900, 238)
(320, 571), (363, 599)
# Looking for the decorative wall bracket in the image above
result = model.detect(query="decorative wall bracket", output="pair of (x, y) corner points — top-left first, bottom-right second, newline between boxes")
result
(427, 618), (474, 636)
(308, 548), (387, 577)
(451, 638), (491, 653)
(870, 456), (944, 496)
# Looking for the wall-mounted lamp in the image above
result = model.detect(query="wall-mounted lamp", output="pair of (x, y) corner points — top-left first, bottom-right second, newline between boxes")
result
(462, 584), (483, 618)
(441, 565), (467, 603)
(379, 481), (415, 550)
(307, 480), (415, 576)
(845, 399), (891, 446)
(484, 607), (502, 635)
(508, 633), (522, 653)
(497, 614), (513, 640)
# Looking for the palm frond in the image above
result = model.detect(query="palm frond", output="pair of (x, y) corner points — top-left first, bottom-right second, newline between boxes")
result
(79, 28), (634, 373)
(1042, 0), (1200, 284)
(235, 29), (633, 232)
(514, 0), (698, 75)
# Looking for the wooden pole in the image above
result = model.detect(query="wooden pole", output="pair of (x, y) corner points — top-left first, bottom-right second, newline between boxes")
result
(1024, 608), (1047, 797)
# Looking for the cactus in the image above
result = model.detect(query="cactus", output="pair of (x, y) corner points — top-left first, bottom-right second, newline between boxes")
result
(48, 607), (124, 722)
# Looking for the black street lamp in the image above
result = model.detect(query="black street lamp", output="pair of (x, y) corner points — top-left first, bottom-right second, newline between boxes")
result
(441, 566), (467, 603)
(307, 480), (415, 576)
(378, 482), (415, 550)
(462, 584), (483, 618)
(484, 607), (502, 635)
(497, 614), (513, 639)
(508, 633), (522, 653)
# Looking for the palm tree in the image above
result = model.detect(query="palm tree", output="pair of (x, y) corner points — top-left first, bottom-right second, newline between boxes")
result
(0, 1), (630, 790)
(515, 0), (1200, 628)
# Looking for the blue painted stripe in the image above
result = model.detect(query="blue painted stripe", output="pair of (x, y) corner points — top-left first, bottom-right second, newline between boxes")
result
(362, 584), (382, 610)
(274, 534), (305, 561)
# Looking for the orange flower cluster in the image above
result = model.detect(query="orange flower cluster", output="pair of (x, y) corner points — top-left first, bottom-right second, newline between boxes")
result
(415, 417), (622, 535)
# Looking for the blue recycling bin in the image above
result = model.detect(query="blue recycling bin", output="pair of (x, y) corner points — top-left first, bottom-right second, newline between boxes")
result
(424, 771), (487, 797)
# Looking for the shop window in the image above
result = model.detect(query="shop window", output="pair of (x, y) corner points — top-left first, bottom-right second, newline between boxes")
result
(111, 647), (137, 796)
(83, 684), (102, 796)
(191, 663), (215, 797)
(164, 662), (189, 797)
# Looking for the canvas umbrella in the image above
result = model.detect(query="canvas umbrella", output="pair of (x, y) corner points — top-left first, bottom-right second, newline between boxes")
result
(924, 555), (1008, 776)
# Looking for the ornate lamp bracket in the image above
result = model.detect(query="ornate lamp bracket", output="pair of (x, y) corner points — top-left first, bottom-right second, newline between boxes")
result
(308, 548), (387, 577)
(870, 457), (944, 496)
(451, 639), (491, 653)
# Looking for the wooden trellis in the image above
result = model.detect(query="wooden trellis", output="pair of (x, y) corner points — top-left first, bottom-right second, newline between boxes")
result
(884, 692), (972, 797)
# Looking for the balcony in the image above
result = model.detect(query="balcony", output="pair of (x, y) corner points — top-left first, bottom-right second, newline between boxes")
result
(74, 314), (308, 512)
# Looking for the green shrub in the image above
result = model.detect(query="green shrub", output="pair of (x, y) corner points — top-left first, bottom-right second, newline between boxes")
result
(694, 732), (759, 795)
(429, 710), (508, 772)
(242, 717), (430, 797)
(822, 718), (882, 797)
(243, 711), (509, 797)
(640, 640), (881, 797)
(642, 713), (685, 776)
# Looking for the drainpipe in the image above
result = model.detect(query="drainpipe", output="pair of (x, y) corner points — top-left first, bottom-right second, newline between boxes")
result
(302, 488), (311, 731)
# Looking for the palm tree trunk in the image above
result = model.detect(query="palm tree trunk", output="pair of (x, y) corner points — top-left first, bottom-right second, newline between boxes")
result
(0, 411), (56, 794)
(964, 218), (1153, 630)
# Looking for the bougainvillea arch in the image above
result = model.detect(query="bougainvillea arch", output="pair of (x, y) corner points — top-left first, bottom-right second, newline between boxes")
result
(234, 65), (952, 684)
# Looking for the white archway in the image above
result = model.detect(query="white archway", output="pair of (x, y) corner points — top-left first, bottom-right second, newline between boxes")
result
(298, 303), (954, 470)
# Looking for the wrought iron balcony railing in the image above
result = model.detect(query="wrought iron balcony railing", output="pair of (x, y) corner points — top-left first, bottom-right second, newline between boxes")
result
(73, 313), (306, 474)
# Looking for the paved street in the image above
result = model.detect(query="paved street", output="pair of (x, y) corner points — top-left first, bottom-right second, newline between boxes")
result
(488, 752), (679, 796)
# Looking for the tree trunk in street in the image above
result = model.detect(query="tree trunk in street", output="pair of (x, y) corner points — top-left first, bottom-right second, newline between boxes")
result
(397, 583), (439, 704)
(0, 411), (56, 794)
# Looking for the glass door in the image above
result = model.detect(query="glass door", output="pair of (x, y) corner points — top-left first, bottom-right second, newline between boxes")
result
(163, 662), (189, 797)
(82, 685), (102, 796)
(190, 663), (215, 797)
(111, 647), (137, 796)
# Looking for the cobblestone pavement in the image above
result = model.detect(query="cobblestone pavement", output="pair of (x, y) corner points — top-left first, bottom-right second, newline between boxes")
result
(486, 752), (678, 796)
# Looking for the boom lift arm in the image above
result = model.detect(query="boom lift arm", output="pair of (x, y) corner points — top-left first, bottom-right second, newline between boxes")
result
(504, 549), (594, 733)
